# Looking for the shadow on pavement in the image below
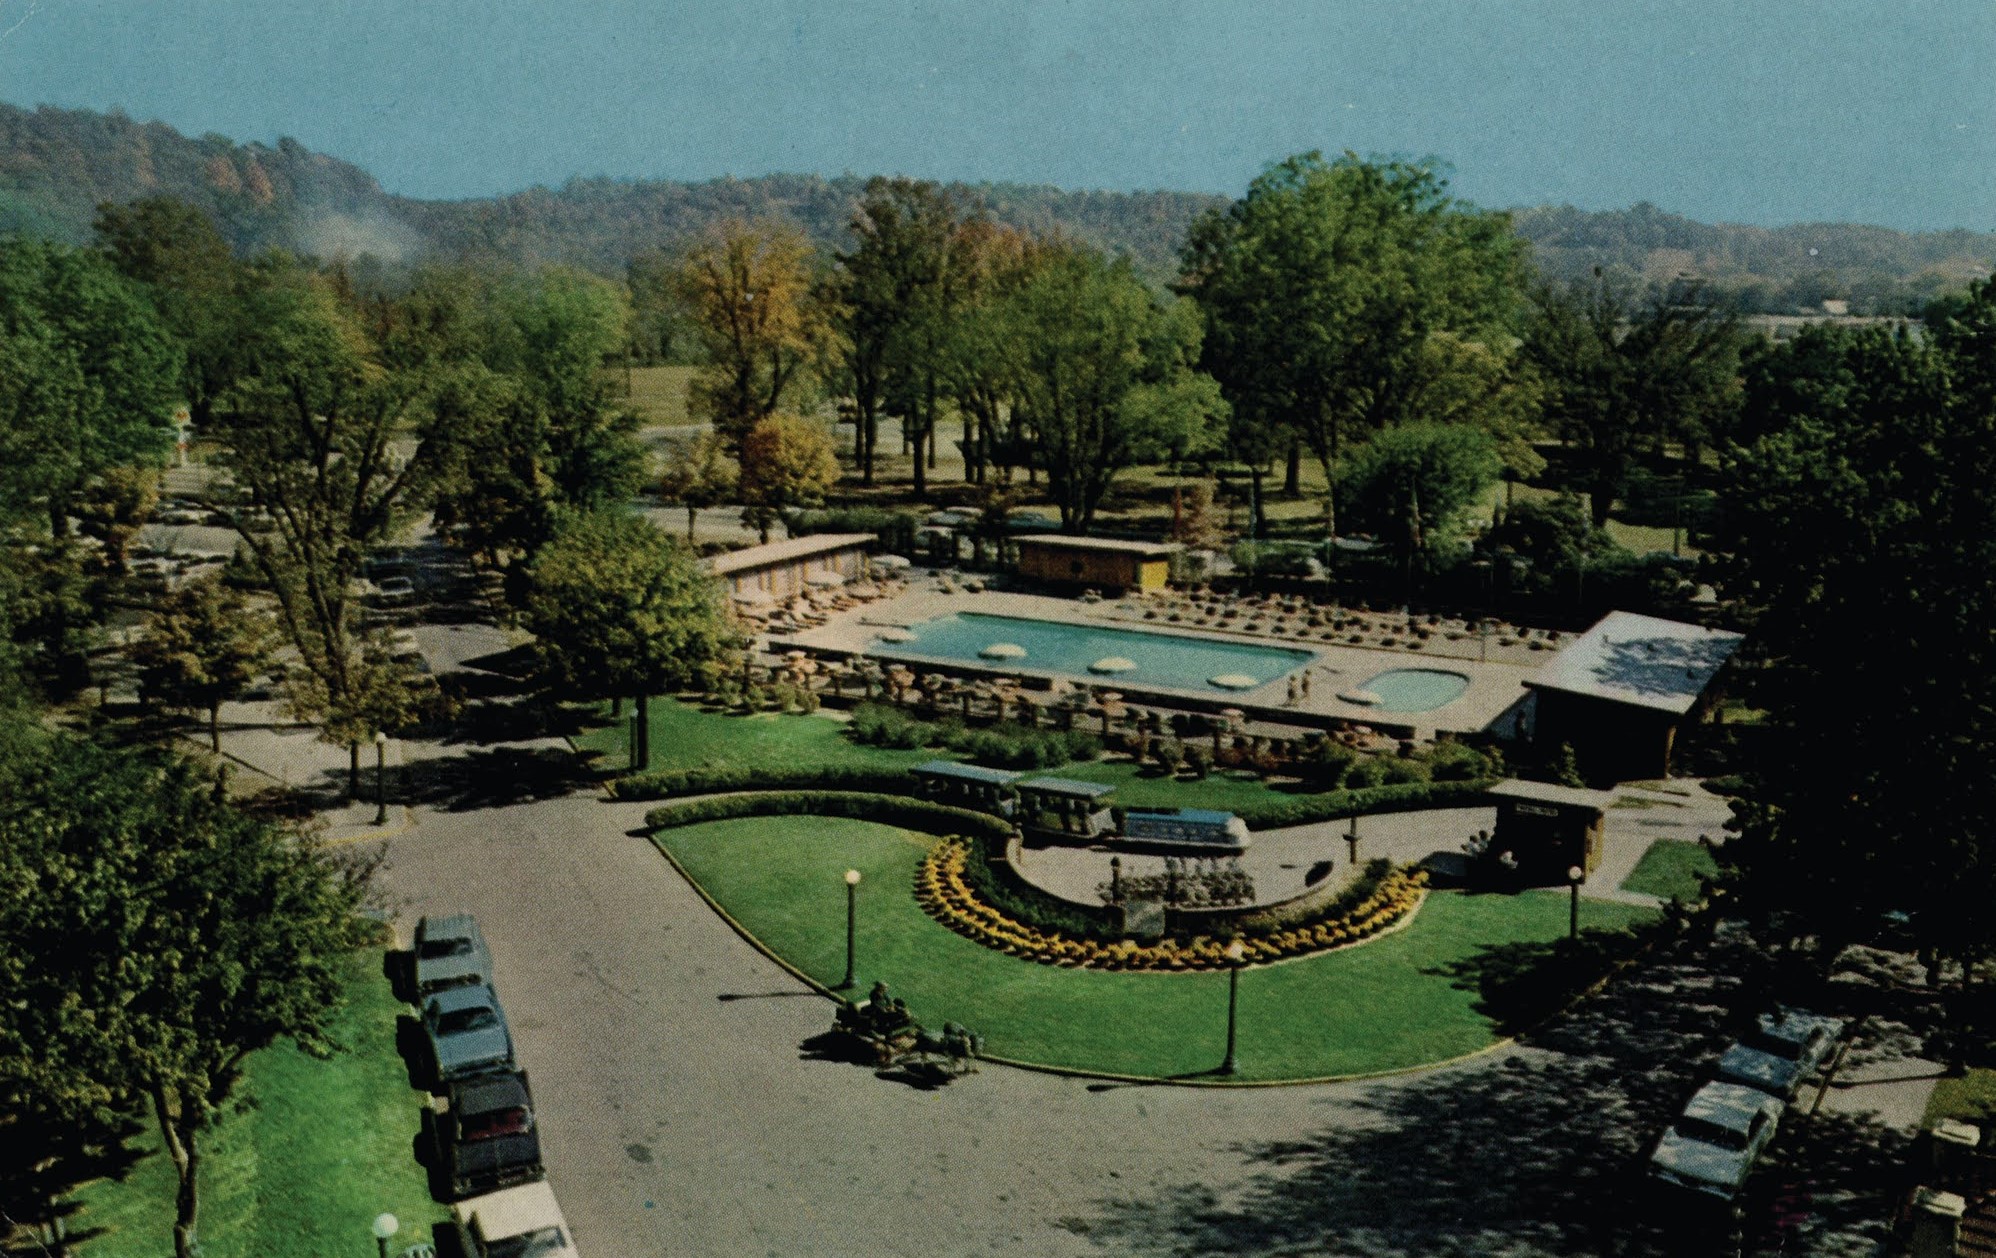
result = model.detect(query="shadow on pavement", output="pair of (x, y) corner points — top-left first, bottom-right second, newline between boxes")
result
(399, 746), (600, 812)
(1073, 930), (1913, 1257)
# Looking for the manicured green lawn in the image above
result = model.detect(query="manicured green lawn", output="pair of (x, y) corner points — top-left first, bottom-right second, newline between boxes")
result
(1620, 838), (1718, 902)
(1041, 758), (1312, 811)
(72, 951), (443, 1258)
(1926, 1068), (1996, 1130)
(573, 696), (932, 775)
(660, 817), (1653, 1081)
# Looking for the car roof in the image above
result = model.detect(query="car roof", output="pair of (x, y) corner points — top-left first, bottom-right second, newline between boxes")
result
(1683, 1081), (1782, 1131)
(453, 1070), (531, 1111)
(427, 983), (502, 1016)
(418, 913), (480, 941)
(456, 1179), (568, 1239)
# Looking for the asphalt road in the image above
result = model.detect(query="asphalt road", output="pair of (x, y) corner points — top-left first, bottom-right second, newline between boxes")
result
(377, 784), (1437, 1257)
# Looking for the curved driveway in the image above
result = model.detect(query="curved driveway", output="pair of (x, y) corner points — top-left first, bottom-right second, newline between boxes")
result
(378, 782), (1470, 1256)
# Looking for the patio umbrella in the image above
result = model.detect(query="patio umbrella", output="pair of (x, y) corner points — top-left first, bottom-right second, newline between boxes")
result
(871, 553), (912, 571)
(1209, 673), (1259, 690)
(980, 642), (1028, 660)
(807, 570), (847, 588)
(1089, 656), (1137, 674)
(1338, 689), (1383, 706)
(877, 627), (917, 643)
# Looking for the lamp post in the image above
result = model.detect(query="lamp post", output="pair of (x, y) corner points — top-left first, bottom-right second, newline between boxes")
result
(839, 869), (862, 990)
(1345, 814), (1360, 867)
(371, 1211), (399, 1258)
(1567, 864), (1585, 941)
(373, 731), (389, 826)
(1221, 939), (1247, 1075)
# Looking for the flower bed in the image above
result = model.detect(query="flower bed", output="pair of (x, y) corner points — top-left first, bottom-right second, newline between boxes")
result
(914, 837), (1428, 972)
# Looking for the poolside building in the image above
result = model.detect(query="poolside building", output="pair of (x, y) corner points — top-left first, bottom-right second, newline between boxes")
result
(1014, 536), (1179, 592)
(1524, 611), (1746, 783)
(706, 533), (876, 602)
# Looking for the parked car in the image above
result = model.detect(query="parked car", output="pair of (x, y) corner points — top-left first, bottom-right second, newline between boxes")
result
(453, 1179), (580, 1258)
(422, 983), (515, 1086)
(413, 914), (492, 995)
(1648, 1080), (1784, 1201)
(434, 1068), (544, 1198)
(1716, 1008), (1847, 1099)
(371, 574), (417, 605)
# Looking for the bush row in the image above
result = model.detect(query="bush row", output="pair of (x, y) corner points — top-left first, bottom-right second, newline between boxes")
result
(1229, 779), (1495, 829)
(642, 790), (1014, 843)
(848, 702), (1102, 770)
(612, 762), (913, 801)
(915, 839), (1429, 971)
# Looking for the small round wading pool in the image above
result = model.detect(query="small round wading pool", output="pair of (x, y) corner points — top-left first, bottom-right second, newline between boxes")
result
(1356, 668), (1470, 713)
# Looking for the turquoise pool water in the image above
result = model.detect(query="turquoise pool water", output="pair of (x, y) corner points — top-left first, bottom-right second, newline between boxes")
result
(875, 613), (1313, 692)
(1358, 668), (1470, 713)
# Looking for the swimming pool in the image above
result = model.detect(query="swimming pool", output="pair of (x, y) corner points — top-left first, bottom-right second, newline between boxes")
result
(872, 613), (1314, 692)
(1357, 668), (1470, 713)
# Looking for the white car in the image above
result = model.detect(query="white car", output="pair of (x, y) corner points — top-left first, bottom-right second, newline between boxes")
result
(1649, 1080), (1784, 1201)
(454, 1179), (580, 1257)
(1716, 1008), (1847, 1099)
(371, 575), (417, 605)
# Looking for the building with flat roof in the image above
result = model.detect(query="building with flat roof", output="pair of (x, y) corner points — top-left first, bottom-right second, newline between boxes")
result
(1525, 610), (1745, 783)
(1014, 535), (1179, 592)
(1487, 778), (1618, 881)
(706, 533), (876, 602)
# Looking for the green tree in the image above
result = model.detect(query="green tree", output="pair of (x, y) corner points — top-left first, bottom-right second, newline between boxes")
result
(678, 219), (830, 450)
(1336, 423), (1502, 574)
(131, 574), (278, 751)
(283, 635), (447, 799)
(520, 511), (737, 769)
(1000, 243), (1225, 532)
(1180, 152), (1527, 537)
(1716, 302), (1996, 1004)
(72, 464), (161, 576)
(0, 737), (374, 1258)
(1523, 278), (1743, 526)
(657, 430), (738, 542)
(738, 414), (841, 543)
(94, 198), (243, 429)
(0, 238), (181, 534)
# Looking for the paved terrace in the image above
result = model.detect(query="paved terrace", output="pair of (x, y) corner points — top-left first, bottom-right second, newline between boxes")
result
(775, 586), (1540, 738)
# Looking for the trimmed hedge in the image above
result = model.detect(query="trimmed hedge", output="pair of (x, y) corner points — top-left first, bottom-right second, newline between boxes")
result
(612, 763), (913, 801)
(1230, 779), (1495, 829)
(642, 790), (1014, 843)
(963, 833), (1121, 941)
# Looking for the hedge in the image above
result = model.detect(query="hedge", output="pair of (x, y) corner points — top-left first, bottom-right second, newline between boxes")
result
(1230, 779), (1495, 829)
(642, 790), (1014, 843)
(612, 763), (914, 801)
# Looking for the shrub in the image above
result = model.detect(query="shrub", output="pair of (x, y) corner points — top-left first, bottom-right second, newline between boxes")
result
(1229, 779), (1493, 829)
(1184, 744), (1213, 779)
(644, 790), (1012, 841)
(784, 506), (921, 554)
(612, 763), (914, 800)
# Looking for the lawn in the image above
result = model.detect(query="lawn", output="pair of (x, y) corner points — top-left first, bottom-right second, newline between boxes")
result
(1620, 838), (1718, 902)
(659, 816), (1654, 1081)
(572, 696), (934, 776)
(71, 951), (443, 1258)
(1926, 1068), (1996, 1130)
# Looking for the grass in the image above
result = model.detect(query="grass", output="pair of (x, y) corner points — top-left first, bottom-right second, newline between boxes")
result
(1925, 1068), (1996, 1130)
(1620, 838), (1719, 902)
(1039, 757), (1317, 812)
(71, 950), (443, 1258)
(615, 364), (697, 429)
(660, 816), (1653, 1081)
(571, 696), (933, 776)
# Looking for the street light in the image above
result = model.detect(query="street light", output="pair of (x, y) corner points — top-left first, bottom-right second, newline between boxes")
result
(373, 731), (390, 826)
(371, 1211), (399, 1258)
(1567, 864), (1586, 941)
(1345, 814), (1360, 867)
(1220, 939), (1247, 1075)
(838, 869), (862, 990)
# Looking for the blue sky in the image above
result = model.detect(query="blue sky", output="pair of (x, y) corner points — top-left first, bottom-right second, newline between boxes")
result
(2, 0), (1991, 230)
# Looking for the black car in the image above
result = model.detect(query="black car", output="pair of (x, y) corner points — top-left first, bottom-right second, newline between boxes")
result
(435, 1068), (544, 1199)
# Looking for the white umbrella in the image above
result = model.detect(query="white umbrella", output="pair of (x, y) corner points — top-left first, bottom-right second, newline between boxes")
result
(980, 642), (1028, 660)
(1338, 689), (1383, 706)
(877, 627), (917, 644)
(1209, 673), (1259, 690)
(871, 553), (912, 571)
(807, 570), (847, 588)
(1089, 656), (1137, 674)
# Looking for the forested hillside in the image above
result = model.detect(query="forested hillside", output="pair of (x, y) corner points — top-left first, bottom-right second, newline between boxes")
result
(2, 101), (1988, 310)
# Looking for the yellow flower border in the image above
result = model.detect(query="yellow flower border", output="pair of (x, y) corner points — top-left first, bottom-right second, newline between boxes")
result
(913, 837), (1429, 971)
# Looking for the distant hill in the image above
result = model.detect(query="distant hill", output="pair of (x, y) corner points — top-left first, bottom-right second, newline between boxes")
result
(3, 101), (1989, 313)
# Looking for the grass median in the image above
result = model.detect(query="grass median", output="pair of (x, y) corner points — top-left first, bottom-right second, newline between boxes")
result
(659, 816), (1654, 1082)
(71, 950), (442, 1258)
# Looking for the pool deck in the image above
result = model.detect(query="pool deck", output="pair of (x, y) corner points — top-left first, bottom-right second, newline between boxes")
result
(773, 588), (1540, 738)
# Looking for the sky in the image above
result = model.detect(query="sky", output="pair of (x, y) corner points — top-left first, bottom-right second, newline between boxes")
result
(1, 0), (1991, 231)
